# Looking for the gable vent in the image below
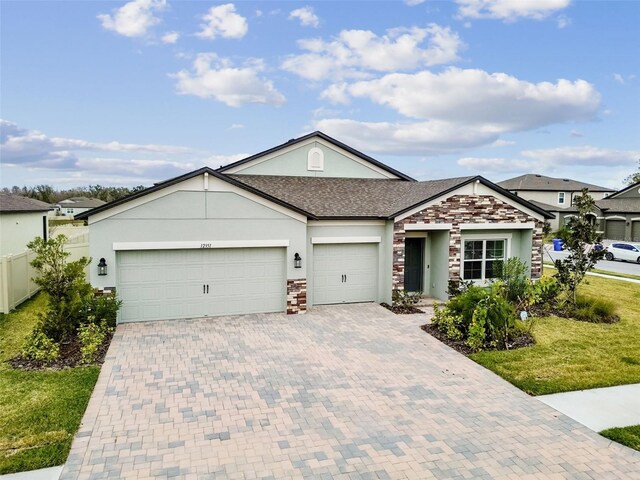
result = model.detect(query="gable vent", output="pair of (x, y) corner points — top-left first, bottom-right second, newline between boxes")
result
(307, 147), (324, 171)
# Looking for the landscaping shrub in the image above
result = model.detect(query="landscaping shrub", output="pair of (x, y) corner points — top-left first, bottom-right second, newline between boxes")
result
(78, 321), (112, 364)
(84, 292), (122, 328)
(432, 283), (521, 351)
(494, 258), (529, 306)
(568, 294), (618, 323)
(27, 236), (93, 341)
(391, 289), (421, 308)
(22, 327), (60, 363)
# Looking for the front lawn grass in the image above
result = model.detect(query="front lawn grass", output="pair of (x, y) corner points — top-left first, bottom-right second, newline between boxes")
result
(0, 294), (99, 474)
(600, 425), (640, 452)
(471, 275), (640, 395)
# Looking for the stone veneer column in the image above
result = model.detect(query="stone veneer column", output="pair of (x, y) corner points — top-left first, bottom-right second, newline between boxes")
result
(286, 279), (307, 314)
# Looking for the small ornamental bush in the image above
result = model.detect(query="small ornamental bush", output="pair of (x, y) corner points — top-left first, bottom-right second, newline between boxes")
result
(391, 289), (421, 308)
(84, 292), (122, 329)
(22, 327), (60, 363)
(569, 294), (618, 323)
(78, 321), (112, 364)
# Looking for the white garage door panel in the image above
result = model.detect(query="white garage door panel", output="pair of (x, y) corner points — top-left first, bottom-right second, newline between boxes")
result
(117, 248), (286, 322)
(313, 243), (378, 305)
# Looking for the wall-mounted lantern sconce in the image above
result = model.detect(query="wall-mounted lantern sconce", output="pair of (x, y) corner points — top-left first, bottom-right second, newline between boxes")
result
(98, 258), (108, 276)
(294, 253), (302, 268)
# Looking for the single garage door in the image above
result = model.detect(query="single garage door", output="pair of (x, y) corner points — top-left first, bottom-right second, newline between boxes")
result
(313, 243), (378, 305)
(605, 220), (626, 241)
(632, 221), (640, 242)
(117, 248), (286, 322)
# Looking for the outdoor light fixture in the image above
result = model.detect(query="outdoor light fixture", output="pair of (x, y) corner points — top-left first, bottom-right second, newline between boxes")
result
(294, 253), (302, 268)
(97, 258), (108, 276)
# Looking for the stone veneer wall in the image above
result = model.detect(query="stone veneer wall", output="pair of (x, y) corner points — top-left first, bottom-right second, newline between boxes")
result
(286, 279), (307, 314)
(393, 195), (544, 290)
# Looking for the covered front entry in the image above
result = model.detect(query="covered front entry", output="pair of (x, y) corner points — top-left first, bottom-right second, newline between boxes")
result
(116, 248), (286, 322)
(312, 243), (378, 305)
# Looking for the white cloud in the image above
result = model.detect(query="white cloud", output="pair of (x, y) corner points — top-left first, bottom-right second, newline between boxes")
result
(0, 119), (247, 184)
(289, 6), (319, 28)
(613, 73), (636, 85)
(313, 118), (500, 155)
(457, 157), (531, 172)
(229, 123), (245, 129)
(456, 146), (640, 175)
(556, 14), (571, 28)
(196, 4), (248, 40)
(455, 0), (571, 22)
(521, 146), (640, 167)
(97, 0), (166, 38)
(171, 53), (286, 107)
(281, 24), (462, 81)
(404, 0), (426, 5)
(161, 31), (180, 44)
(329, 68), (600, 132)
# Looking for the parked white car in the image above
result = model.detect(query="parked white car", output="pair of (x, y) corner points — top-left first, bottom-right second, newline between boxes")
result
(604, 242), (640, 263)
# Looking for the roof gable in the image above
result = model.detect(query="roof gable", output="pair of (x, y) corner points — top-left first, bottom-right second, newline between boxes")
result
(607, 181), (640, 199)
(217, 131), (415, 181)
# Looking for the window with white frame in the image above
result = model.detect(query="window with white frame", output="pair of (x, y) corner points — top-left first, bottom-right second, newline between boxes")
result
(462, 239), (506, 281)
(558, 192), (566, 205)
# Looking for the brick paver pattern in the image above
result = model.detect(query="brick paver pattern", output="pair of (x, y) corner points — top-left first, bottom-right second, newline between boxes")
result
(61, 304), (640, 479)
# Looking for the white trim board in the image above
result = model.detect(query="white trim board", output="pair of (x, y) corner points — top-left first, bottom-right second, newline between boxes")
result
(113, 240), (290, 251)
(404, 223), (452, 231)
(311, 236), (381, 244)
(460, 222), (534, 230)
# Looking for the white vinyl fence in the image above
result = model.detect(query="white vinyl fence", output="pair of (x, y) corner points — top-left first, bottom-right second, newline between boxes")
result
(0, 242), (90, 314)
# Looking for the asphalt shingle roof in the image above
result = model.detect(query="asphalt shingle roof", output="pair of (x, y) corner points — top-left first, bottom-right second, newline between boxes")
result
(498, 174), (615, 192)
(229, 175), (475, 218)
(597, 198), (640, 213)
(58, 197), (106, 208)
(0, 194), (53, 213)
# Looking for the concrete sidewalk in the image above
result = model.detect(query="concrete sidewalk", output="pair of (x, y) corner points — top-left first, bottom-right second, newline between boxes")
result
(538, 383), (640, 431)
(0, 466), (62, 480)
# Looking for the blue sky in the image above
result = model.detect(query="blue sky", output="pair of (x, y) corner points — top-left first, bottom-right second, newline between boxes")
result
(1, 0), (638, 189)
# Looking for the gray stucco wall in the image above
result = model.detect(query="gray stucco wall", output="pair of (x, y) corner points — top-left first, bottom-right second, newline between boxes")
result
(88, 191), (306, 288)
(232, 142), (393, 179)
(306, 222), (391, 306)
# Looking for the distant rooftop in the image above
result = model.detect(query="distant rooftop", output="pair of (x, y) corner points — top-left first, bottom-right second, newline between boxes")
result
(57, 197), (106, 208)
(497, 174), (615, 192)
(0, 194), (53, 213)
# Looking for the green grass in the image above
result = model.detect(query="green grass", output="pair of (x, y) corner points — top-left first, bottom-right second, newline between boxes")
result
(600, 425), (640, 452)
(471, 275), (640, 395)
(0, 294), (99, 474)
(543, 262), (640, 281)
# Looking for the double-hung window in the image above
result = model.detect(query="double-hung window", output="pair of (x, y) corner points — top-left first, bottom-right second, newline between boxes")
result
(463, 239), (506, 281)
(558, 192), (566, 205)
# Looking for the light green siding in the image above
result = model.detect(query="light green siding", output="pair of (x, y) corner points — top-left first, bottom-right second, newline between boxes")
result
(428, 231), (450, 301)
(89, 191), (306, 289)
(306, 223), (391, 306)
(232, 142), (394, 179)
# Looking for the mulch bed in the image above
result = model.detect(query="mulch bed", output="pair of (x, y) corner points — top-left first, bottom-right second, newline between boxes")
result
(9, 331), (114, 371)
(421, 323), (534, 355)
(380, 303), (425, 314)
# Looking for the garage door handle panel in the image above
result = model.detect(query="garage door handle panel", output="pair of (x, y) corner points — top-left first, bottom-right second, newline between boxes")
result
(203, 284), (206, 294)
(206, 285), (209, 294)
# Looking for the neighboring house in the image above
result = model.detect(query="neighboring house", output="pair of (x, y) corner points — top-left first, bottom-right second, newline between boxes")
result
(497, 174), (615, 231)
(0, 194), (53, 256)
(56, 197), (106, 218)
(77, 132), (552, 323)
(557, 181), (640, 241)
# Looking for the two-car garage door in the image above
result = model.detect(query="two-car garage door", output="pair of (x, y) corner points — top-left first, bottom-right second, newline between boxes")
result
(117, 248), (286, 323)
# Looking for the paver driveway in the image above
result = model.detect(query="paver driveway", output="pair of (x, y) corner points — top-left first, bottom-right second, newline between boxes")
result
(62, 304), (640, 479)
